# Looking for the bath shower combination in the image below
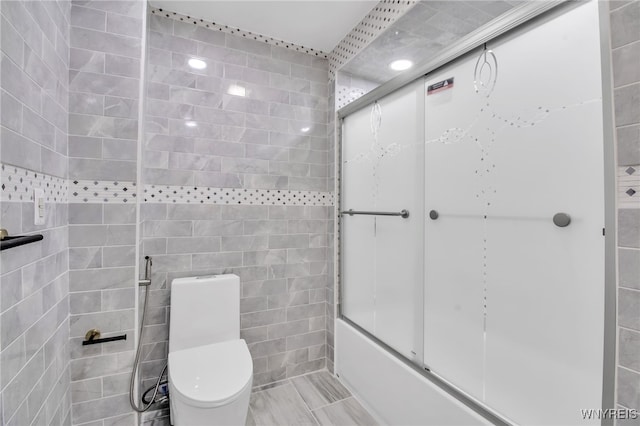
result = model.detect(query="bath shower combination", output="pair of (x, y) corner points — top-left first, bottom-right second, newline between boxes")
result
(337, 1), (616, 424)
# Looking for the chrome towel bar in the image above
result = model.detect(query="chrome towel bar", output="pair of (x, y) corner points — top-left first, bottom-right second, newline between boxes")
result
(341, 209), (410, 219)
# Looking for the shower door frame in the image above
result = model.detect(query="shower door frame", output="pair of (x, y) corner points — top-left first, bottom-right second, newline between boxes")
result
(335, 1), (618, 424)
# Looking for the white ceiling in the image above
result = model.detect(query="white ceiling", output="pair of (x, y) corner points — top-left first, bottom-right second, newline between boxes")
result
(149, 1), (378, 52)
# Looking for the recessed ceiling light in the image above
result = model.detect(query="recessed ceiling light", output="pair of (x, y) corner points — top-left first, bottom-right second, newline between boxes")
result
(227, 84), (246, 97)
(301, 127), (311, 133)
(389, 59), (413, 71)
(185, 121), (197, 128)
(188, 58), (207, 70)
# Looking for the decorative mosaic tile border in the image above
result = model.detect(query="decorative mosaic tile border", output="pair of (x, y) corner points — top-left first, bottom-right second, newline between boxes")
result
(618, 165), (640, 209)
(1, 164), (68, 203)
(67, 180), (334, 206)
(337, 86), (367, 110)
(329, 0), (418, 80)
(70, 180), (138, 203)
(335, 74), (380, 110)
(64, 178), (334, 206)
(3, 162), (637, 209)
(144, 185), (334, 206)
(149, 7), (329, 59)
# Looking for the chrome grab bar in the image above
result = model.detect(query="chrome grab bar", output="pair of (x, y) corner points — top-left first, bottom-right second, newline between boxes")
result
(341, 209), (410, 219)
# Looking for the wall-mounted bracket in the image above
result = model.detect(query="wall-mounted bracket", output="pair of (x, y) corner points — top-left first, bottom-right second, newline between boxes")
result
(0, 229), (44, 251)
(82, 329), (127, 346)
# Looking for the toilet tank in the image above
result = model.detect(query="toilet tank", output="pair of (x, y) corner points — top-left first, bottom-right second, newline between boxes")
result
(169, 274), (240, 353)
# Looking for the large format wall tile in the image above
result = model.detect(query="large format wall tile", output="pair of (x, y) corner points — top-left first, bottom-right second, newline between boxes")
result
(138, 13), (332, 406)
(0, 0), (71, 424)
(610, 0), (640, 417)
(67, 1), (145, 424)
(143, 14), (329, 193)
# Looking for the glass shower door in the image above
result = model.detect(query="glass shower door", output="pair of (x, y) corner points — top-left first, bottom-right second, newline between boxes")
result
(423, 51), (487, 399)
(424, 1), (605, 423)
(341, 80), (424, 360)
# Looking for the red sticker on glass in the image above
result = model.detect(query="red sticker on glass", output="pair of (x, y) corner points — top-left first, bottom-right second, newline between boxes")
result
(427, 77), (454, 95)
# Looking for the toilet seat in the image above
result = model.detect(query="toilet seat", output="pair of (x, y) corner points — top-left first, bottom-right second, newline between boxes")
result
(168, 339), (253, 408)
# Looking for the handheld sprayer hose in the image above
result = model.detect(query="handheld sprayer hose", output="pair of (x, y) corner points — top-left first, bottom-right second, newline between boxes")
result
(129, 256), (168, 412)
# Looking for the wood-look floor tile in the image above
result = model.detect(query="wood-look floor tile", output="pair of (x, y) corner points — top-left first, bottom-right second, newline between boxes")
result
(291, 371), (351, 410)
(312, 397), (378, 426)
(250, 383), (318, 425)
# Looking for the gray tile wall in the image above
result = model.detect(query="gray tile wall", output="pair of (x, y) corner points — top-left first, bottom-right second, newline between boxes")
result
(1, 1), (70, 179)
(68, 0), (143, 183)
(68, 203), (137, 425)
(139, 12), (332, 394)
(0, 0), (72, 425)
(67, 1), (145, 424)
(611, 0), (640, 419)
(140, 204), (331, 388)
(144, 12), (329, 191)
(0, 202), (71, 426)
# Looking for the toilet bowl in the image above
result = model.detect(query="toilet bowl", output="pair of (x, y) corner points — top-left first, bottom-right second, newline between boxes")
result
(168, 275), (253, 425)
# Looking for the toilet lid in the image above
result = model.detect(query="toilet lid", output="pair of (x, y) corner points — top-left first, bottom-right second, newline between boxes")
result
(168, 339), (253, 406)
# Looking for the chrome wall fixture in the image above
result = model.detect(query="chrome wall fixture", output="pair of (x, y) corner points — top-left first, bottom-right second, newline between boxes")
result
(341, 209), (410, 218)
(130, 256), (168, 412)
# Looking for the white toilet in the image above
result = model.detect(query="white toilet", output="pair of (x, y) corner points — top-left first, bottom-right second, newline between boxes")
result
(168, 274), (253, 425)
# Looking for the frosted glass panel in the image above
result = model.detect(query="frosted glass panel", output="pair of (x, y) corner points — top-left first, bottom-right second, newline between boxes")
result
(424, 1), (604, 423)
(342, 80), (424, 359)
(342, 102), (377, 334)
(374, 81), (424, 359)
(424, 48), (488, 399)
(482, 2), (605, 424)
(341, 217), (376, 332)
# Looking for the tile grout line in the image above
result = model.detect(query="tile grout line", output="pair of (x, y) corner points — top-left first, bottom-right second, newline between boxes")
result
(619, 325), (640, 334)
(246, 404), (256, 426)
(309, 407), (323, 426)
(290, 370), (352, 413)
(288, 376), (321, 426)
(619, 286), (640, 294)
(290, 372), (379, 425)
(289, 375), (312, 411)
(252, 378), (291, 394)
(618, 364), (640, 375)
(310, 396), (354, 413)
(250, 378), (321, 426)
(253, 367), (328, 394)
